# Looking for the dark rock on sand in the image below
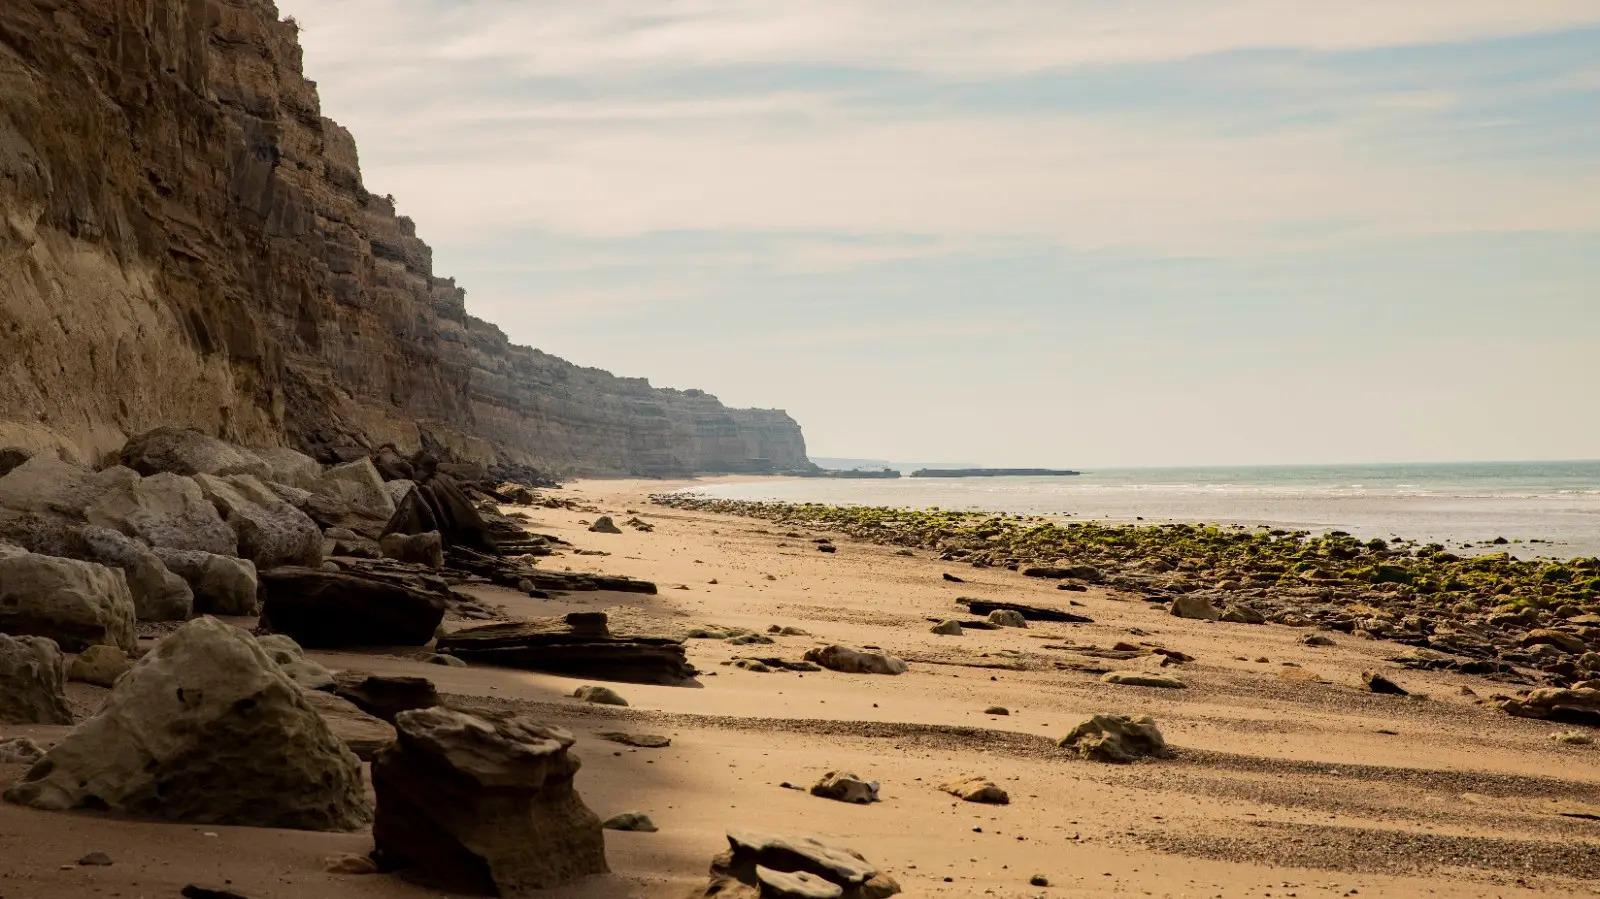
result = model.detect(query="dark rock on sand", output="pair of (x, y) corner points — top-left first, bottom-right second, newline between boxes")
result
(1501, 687), (1600, 726)
(955, 597), (1092, 624)
(373, 707), (607, 893)
(259, 566), (447, 647)
(330, 672), (440, 724)
(1362, 671), (1409, 695)
(437, 612), (695, 685)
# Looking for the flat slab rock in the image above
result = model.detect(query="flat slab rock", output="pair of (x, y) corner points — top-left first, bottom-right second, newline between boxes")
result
(436, 612), (697, 685)
(955, 597), (1093, 623)
(259, 566), (447, 648)
(699, 829), (900, 899)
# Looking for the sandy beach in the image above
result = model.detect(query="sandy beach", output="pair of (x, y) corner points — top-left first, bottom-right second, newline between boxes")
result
(2, 476), (1598, 898)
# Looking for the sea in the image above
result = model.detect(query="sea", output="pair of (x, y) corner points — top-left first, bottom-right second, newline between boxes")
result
(688, 461), (1600, 560)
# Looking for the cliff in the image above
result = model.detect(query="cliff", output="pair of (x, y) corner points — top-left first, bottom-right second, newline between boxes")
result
(0, 0), (809, 476)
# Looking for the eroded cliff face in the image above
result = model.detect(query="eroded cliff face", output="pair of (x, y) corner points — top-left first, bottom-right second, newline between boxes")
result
(0, 0), (807, 476)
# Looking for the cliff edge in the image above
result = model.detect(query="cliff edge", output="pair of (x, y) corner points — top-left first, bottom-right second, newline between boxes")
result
(0, 0), (808, 476)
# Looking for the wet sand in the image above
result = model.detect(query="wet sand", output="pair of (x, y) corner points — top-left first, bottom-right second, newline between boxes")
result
(2, 476), (1598, 898)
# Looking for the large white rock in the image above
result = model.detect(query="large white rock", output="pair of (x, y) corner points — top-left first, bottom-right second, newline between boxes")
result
(118, 427), (272, 480)
(86, 472), (236, 556)
(152, 548), (258, 615)
(250, 447), (322, 490)
(0, 545), (136, 651)
(195, 474), (322, 569)
(2, 617), (370, 831)
(0, 633), (73, 724)
(0, 456), (139, 518)
(77, 526), (193, 621)
(316, 458), (395, 520)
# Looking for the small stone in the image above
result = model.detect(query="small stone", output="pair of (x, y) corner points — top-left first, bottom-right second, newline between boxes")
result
(68, 644), (133, 688)
(588, 516), (622, 534)
(930, 619), (964, 636)
(810, 770), (879, 804)
(1100, 671), (1186, 689)
(1362, 671), (1408, 695)
(1553, 730), (1594, 745)
(1169, 595), (1221, 620)
(1030, 873), (1050, 886)
(984, 706), (1010, 715)
(324, 853), (377, 874)
(426, 653), (467, 667)
(987, 609), (1027, 628)
(0, 737), (46, 764)
(77, 852), (113, 866)
(596, 731), (670, 749)
(602, 811), (658, 832)
(573, 685), (629, 706)
(1301, 633), (1335, 647)
(939, 776), (1009, 804)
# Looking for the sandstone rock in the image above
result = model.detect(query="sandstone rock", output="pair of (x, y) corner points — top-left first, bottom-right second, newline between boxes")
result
(372, 707), (607, 892)
(0, 737), (45, 765)
(987, 609), (1027, 628)
(697, 829), (900, 899)
(194, 474), (322, 569)
(803, 645), (907, 675)
(1101, 671), (1187, 689)
(0, 634), (72, 724)
(153, 548), (259, 615)
(76, 526), (193, 621)
(588, 515), (621, 534)
(436, 613), (696, 685)
(597, 732), (671, 749)
(930, 619), (963, 636)
(0, 547), (136, 651)
(1169, 595), (1221, 620)
(258, 566), (447, 647)
(0, 456), (139, 517)
(330, 672), (440, 723)
(380, 530), (443, 568)
(252, 447), (322, 489)
(325, 853), (379, 875)
(938, 776), (1009, 804)
(3, 617), (368, 829)
(602, 811), (657, 832)
(1301, 633), (1336, 647)
(1221, 604), (1265, 624)
(257, 633), (335, 689)
(323, 526), (381, 558)
(300, 689), (396, 760)
(119, 428), (271, 480)
(1060, 714), (1170, 763)
(573, 685), (628, 706)
(1522, 629), (1588, 654)
(810, 771), (879, 804)
(316, 459), (396, 520)
(1501, 687), (1600, 726)
(86, 473), (236, 556)
(68, 644), (132, 687)
(1362, 671), (1409, 695)
(383, 479), (418, 507)
(733, 658), (772, 672)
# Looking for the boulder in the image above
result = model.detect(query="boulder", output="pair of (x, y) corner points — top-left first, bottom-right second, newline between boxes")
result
(194, 474), (322, 569)
(380, 530), (443, 568)
(0, 447), (31, 478)
(153, 548), (258, 615)
(810, 771), (878, 804)
(1059, 714), (1170, 763)
(2, 617), (369, 830)
(955, 597), (1092, 623)
(803, 645), (907, 675)
(118, 428), (271, 480)
(1221, 604), (1265, 625)
(258, 567), (447, 647)
(1100, 671), (1186, 689)
(987, 609), (1027, 628)
(1362, 671), (1408, 695)
(0, 456), (138, 517)
(316, 459), (396, 521)
(1169, 595), (1221, 620)
(602, 811), (657, 832)
(250, 447), (321, 489)
(588, 516), (621, 534)
(330, 672), (439, 723)
(0, 634), (72, 724)
(436, 612), (695, 685)
(938, 776), (1009, 804)
(300, 690), (396, 760)
(697, 830), (900, 899)
(77, 526), (193, 621)
(86, 473), (236, 556)
(383, 479), (417, 507)
(68, 644), (132, 688)
(372, 707), (608, 892)
(1501, 687), (1600, 726)
(930, 619), (963, 636)
(0, 546), (136, 651)
(257, 634), (335, 689)
(1522, 629), (1588, 655)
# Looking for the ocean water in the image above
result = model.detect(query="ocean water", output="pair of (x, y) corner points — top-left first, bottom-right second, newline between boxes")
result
(689, 461), (1600, 559)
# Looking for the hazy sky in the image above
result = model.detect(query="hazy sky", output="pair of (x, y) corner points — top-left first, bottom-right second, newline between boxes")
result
(282, 1), (1600, 467)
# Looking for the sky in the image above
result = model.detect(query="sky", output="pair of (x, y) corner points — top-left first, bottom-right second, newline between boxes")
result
(280, 1), (1600, 468)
